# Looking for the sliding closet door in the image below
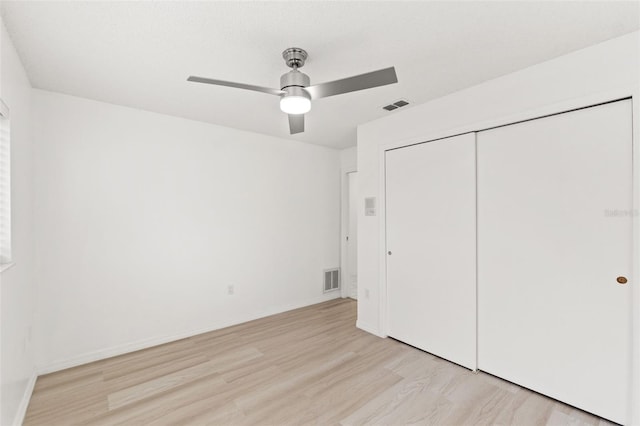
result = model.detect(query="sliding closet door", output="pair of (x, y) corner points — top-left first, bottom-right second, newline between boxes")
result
(386, 133), (476, 370)
(477, 100), (632, 424)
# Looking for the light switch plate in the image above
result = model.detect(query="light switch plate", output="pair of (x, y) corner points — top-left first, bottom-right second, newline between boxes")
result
(365, 197), (376, 216)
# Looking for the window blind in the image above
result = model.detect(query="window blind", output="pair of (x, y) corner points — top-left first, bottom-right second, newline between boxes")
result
(0, 99), (11, 265)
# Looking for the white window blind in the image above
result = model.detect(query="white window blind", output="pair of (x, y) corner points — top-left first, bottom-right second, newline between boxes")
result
(0, 99), (11, 266)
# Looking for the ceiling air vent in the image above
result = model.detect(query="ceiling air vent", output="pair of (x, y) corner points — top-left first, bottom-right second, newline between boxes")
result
(383, 99), (410, 111)
(324, 268), (340, 293)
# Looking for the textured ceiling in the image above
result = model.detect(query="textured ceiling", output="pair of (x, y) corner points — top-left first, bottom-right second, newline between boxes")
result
(1, 1), (638, 149)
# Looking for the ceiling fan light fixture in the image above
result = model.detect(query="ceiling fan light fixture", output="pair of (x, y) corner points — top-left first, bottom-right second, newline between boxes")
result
(280, 87), (311, 114)
(280, 96), (311, 114)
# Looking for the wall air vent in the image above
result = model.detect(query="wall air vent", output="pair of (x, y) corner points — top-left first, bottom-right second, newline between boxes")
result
(382, 99), (410, 111)
(324, 268), (340, 293)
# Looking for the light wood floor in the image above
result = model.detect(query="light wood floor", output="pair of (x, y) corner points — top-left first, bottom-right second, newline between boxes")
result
(25, 299), (615, 426)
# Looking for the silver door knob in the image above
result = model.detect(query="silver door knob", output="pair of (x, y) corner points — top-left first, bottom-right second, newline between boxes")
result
(388, 251), (392, 255)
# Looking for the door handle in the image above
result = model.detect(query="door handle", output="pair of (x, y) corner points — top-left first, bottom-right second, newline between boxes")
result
(617, 276), (628, 284)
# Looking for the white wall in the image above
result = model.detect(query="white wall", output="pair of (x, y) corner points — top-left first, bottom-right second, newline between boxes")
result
(340, 147), (357, 172)
(32, 90), (341, 372)
(357, 30), (639, 422)
(0, 19), (37, 426)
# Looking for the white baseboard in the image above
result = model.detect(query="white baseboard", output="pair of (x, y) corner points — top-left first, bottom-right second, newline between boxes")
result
(13, 372), (37, 426)
(37, 294), (340, 375)
(356, 320), (386, 338)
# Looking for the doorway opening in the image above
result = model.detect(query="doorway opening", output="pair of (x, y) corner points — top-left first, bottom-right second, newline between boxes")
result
(346, 171), (358, 300)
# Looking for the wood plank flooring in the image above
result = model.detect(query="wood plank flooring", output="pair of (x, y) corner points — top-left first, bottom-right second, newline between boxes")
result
(25, 299), (615, 425)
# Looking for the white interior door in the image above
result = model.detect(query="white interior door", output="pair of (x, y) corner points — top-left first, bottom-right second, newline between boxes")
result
(386, 133), (476, 370)
(347, 172), (358, 299)
(477, 100), (633, 424)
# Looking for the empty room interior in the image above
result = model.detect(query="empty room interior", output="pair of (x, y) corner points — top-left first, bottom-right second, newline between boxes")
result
(1, 1), (640, 425)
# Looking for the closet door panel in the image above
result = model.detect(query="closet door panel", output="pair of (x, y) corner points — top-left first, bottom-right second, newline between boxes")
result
(477, 100), (632, 424)
(386, 133), (476, 370)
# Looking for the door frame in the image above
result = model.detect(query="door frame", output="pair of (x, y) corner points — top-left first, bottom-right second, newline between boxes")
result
(345, 171), (358, 299)
(376, 88), (639, 424)
(340, 168), (357, 299)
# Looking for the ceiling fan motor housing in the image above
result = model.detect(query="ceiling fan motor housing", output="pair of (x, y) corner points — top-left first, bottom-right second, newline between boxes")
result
(280, 69), (310, 91)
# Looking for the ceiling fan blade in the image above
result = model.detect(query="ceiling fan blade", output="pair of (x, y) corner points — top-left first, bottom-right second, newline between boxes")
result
(187, 76), (285, 96)
(305, 67), (397, 100)
(288, 114), (305, 134)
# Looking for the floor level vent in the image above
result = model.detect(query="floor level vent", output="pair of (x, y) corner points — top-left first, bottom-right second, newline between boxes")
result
(324, 268), (340, 293)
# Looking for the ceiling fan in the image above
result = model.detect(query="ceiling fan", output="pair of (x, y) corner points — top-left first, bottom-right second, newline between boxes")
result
(187, 48), (398, 135)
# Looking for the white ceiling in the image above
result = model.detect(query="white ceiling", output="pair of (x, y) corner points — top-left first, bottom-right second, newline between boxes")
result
(1, 1), (638, 149)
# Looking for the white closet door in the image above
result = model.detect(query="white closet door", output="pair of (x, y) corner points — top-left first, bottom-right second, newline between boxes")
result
(386, 133), (476, 370)
(477, 100), (632, 424)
